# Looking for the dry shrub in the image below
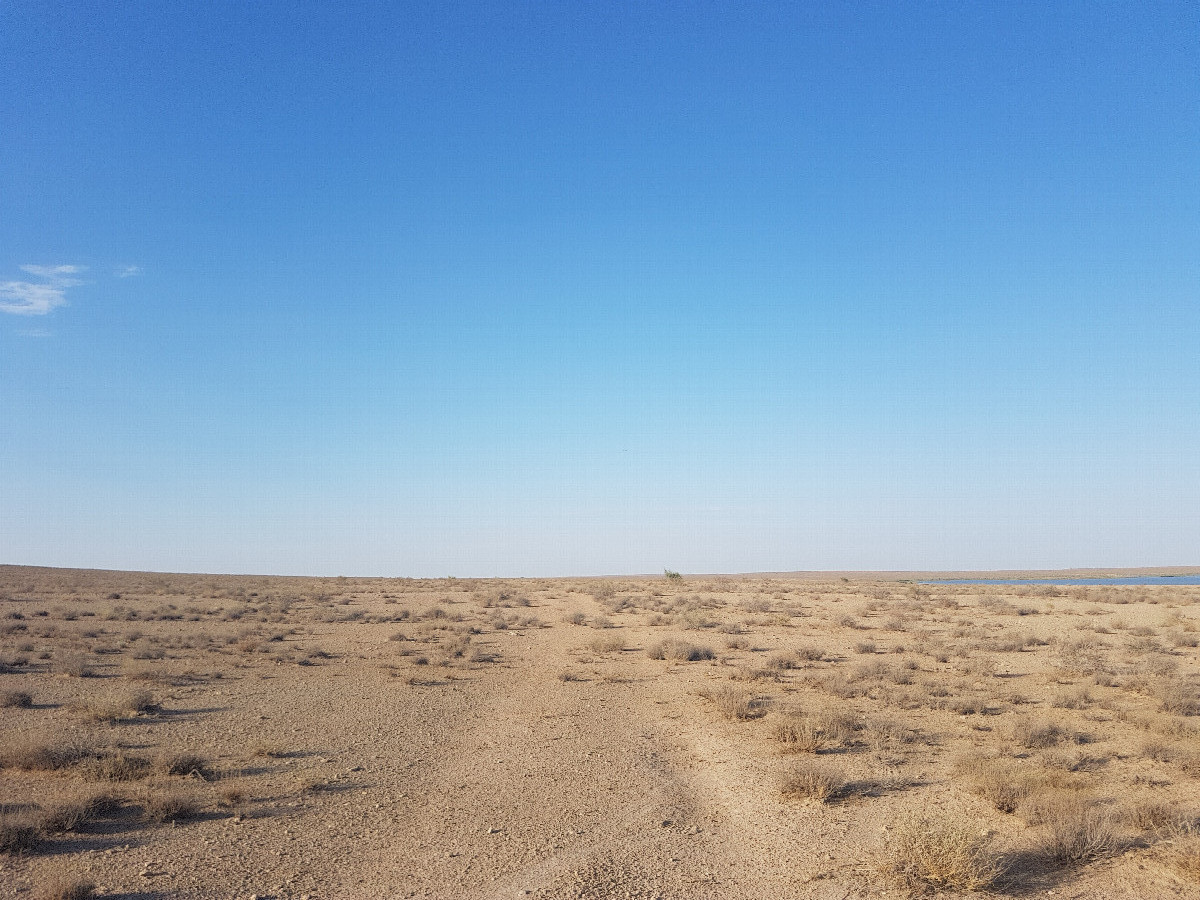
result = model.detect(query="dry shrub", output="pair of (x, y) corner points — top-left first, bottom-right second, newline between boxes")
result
(54, 653), (96, 678)
(0, 816), (41, 853)
(703, 684), (763, 721)
(1159, 680), (1200, 716)
(158, 752), (213, 779)
(36, 879), (96, 900)
(795, 644), (824, 662)
(70, 690), (157, 724)
(780, 761), (845, 802)
(1, 738), (94, 772)
(1012, 718), (1082, 749)
(854, 640), (876, 655)
(588, 634), (625, 654)
(645, 639), (714, 662)
(1123, 800), (1177, 832)
(879, 811), (1001, 894)
(764, 650), (800, 671)
(140, 788), (200, 823)
(1029, 794), (1119, 864)
(773, 715), (823, 753)
(955, 755), (1041, 813)
(774, 708), (856, 753)
(1, 689), (33, 708)
(39, 791), (122, 833)
(76, 749), (152, 782)
(1172, 820), (1200, 881)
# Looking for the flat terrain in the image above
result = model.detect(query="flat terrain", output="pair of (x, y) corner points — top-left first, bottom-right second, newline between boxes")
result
(2, 566), (1199, 899)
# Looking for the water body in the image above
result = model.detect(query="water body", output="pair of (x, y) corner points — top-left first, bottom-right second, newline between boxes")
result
(922, 576), (1200, 586)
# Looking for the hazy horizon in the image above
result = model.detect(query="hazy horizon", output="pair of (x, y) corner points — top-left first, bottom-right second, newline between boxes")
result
(3, 2), (1197, 577)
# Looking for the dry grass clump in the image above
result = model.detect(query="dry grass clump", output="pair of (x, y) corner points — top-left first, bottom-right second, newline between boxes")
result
(780, 761), (846, 802)
(701, 684), (764, 720)
(76, 748), (153, 782)
(1158, 680), (1200, 716)
(1021, 792), (1120, 864)
(158, 752), (213, 779)
(53, 653), (96, 678)
(955, 754), (1046, 813)
(879, 811), (1001, 894)
(139, 788), (201, 823)
(588, 634), (626, 654)
(1171, 819), (1200, 881)
(773, 708), (857, 753)
(1, 738), (95, 772)
(645, 639), (714, 662)
(35, 878), (96, 900)
(1, 689), (33, 708)
(1012, 718), (1084, 749)
(38, 791), (122, 834)
(70, 690), (157, 723)
(0, 815), (41, 853)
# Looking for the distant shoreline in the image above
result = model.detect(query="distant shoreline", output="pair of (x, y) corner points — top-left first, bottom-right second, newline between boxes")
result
(1, 562), (1197, 582)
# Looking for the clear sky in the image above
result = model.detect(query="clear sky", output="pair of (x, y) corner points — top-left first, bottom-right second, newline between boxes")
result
(2, 2), (1197, 576)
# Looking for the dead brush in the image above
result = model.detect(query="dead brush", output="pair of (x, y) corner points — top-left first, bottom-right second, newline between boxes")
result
(35, 878), (96, 900)
(70, 690), (157, 724)
(773, 708), (857, 753)
(1031, 794), (1120, 864)
(1011, 717), (1085, 749)
(587, 634), (626, 654)
(1, 689), (33, 708)
(158, 752), (214, 780)
(645, 639), (714, 662)
(138, 787), (201, 823)
(955, 754), (1039, 813)
(700, 684), (764, 720)
(38, 791), (122, 833)
(1169, 816), (1200, 881)
(780, 761), (846, 802)
(76, 748), (153, 782)
(0, 814), (41, 853)
(1, 737), (95, 772)
(879, 810), (1002, 894)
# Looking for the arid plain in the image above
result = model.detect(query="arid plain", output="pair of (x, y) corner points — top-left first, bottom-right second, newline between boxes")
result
(2, 565), (1199, 899)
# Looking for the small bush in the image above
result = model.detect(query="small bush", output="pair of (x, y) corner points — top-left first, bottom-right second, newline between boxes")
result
(646, 639), (714, 662)
(1, 689), (33, 708)
(879, 812), (1001, 893)
(36, 878), (96, 900)
(39, 791), (121, 833)
(780, 762), (845, 802)
(55, 653), (96, 678)
(2, 739), (94, 772)
(1032, 794), (1119, 864)
(588, 634), (625, 654)
(140, 789), (200, 823)
(158, 752), (213, 779)
(76, 749), (152, 782)
(703, 685), (763, 720)
(0, 817), (41, 853)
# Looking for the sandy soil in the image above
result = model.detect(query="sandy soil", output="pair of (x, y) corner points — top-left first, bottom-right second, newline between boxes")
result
(2, 566), (1199, 899)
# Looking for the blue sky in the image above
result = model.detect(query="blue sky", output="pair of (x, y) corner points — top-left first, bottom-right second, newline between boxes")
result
(2, 2), (1198, 576)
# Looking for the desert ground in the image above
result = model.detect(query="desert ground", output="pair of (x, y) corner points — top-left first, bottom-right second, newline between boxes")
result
(2, 565), (1199, 899)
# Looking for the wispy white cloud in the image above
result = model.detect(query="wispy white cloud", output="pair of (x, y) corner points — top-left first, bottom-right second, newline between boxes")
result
(0, 264), (85, 316)
(117, 265), (141, 278)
